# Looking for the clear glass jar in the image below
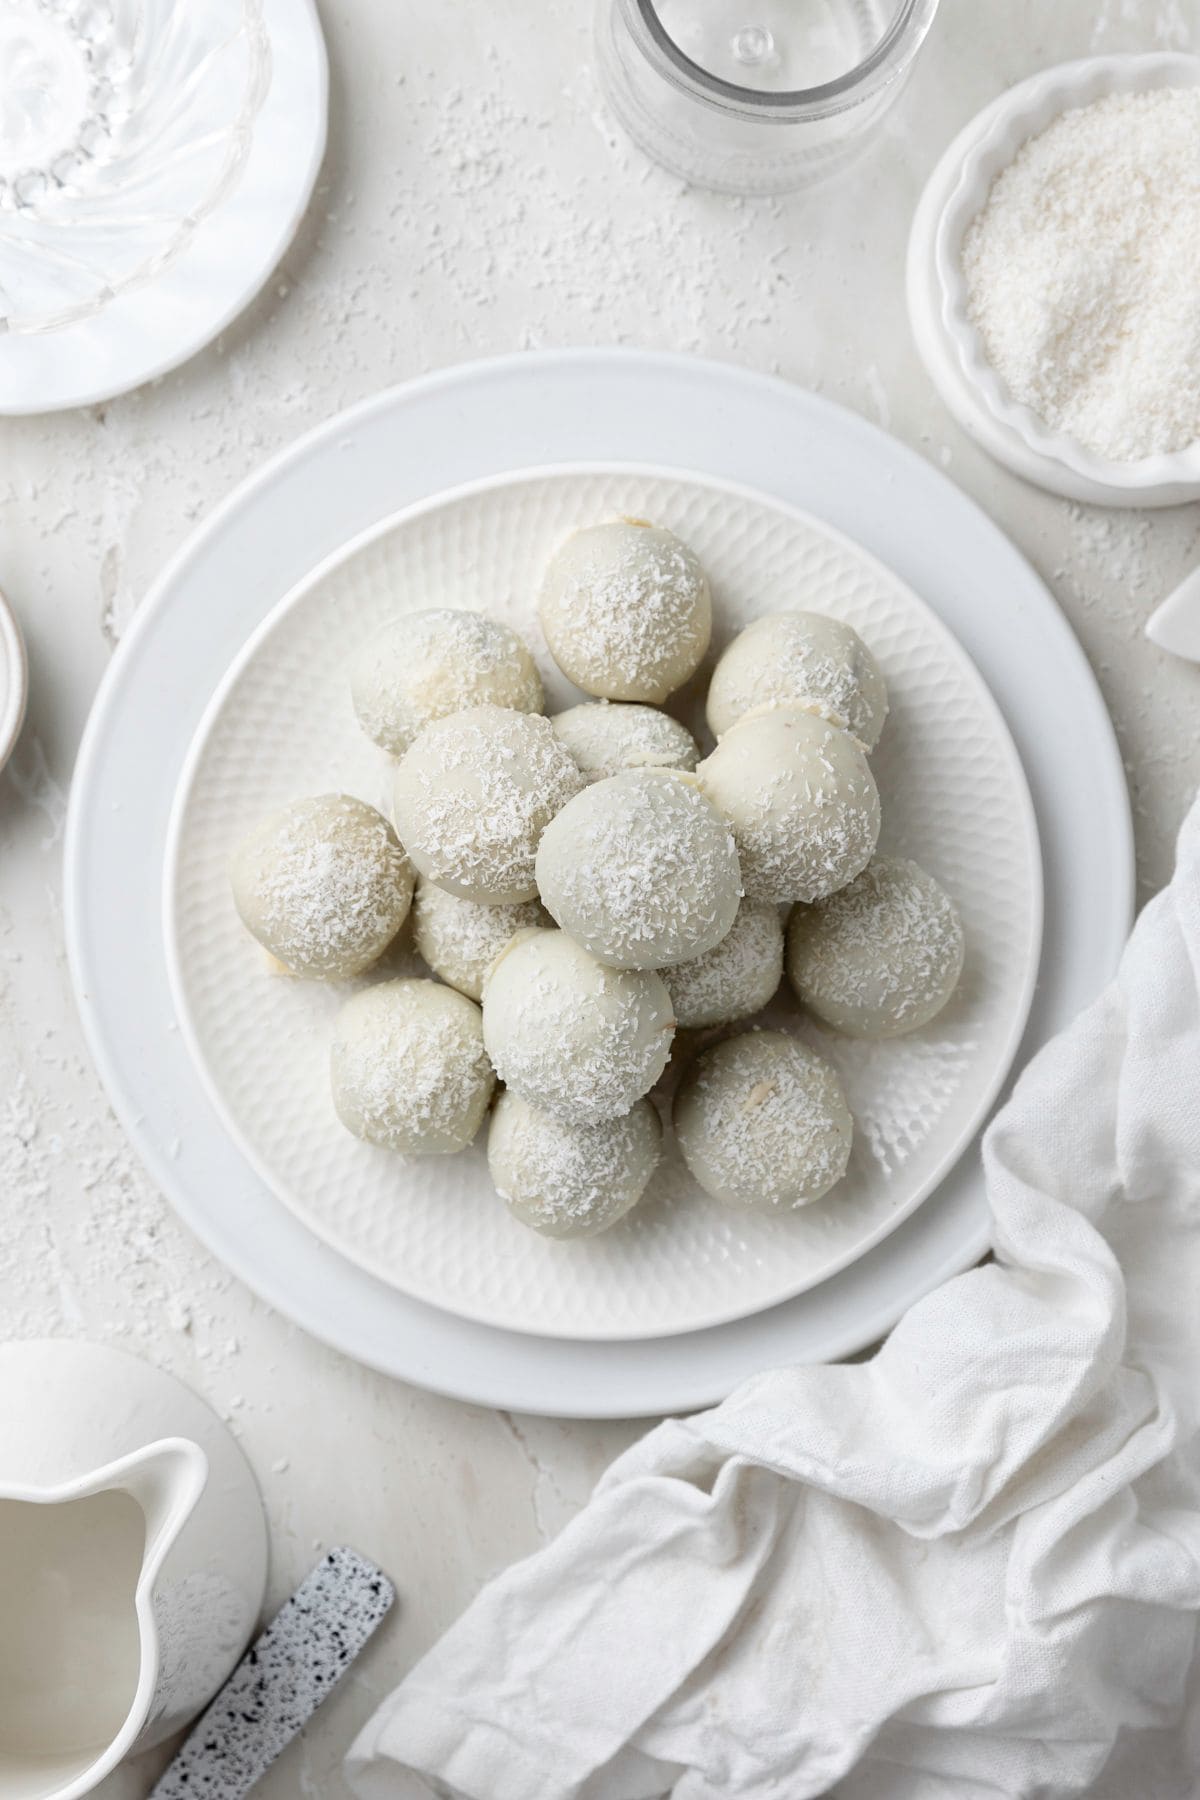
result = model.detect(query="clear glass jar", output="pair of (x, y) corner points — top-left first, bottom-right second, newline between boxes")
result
(595, 0), (941, 194)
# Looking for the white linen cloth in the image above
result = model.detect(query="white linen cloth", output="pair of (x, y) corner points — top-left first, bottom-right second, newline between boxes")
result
(347, 798), (1200, 1800)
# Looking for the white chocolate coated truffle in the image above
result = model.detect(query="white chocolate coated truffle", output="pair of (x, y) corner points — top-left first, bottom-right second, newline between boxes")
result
(661, 901), (783, 1030)
(539, 521), (711, 703)
(536, 769), (741, 971)
(482, 928), (675, 1124)
(230, 794), (414, 980)
(330, 979), (495, 1154)
(350, 609), (543, 755)
(698, 705), (880, 905)
(412, 879), (546, 1003)
(787, 855), (965, 1038)
(488, 1091), (661, 1239)
(392, 705), (584, 904)
(552, 701), (699, 784)
(673, 1030), (852, 1210)
(707, 612), (888, 751)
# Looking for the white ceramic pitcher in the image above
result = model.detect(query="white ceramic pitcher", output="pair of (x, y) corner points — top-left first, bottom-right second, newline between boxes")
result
(0, 1340), (268, 1800)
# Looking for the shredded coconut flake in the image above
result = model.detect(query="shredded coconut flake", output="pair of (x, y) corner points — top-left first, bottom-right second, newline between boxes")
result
(488, 1092), (661, 1236)
(551, 701), (699, 784)
(662, 901), (783, 1030)
(331, 980), (494, 1153)
(351, 609), (542, 754)
(699, 708), (880, 904)
(392, 704), (584, 901)
(231, 795), (413, 978)
(674, 1030), (852, 1209)
(536, 770), (741, 969)
(482, 929), (674, 1123)
(412, 879), (546, 1001)
(540, 522), (711, 701)
(962, 86), (1200, 462)
(786, 856), (964, 1036)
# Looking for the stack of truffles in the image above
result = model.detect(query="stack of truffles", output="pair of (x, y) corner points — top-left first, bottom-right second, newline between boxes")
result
(230, 519), (965, 1241)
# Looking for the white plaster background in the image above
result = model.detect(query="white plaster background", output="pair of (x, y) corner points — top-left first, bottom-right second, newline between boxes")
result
(1, 1), (1198, 1792)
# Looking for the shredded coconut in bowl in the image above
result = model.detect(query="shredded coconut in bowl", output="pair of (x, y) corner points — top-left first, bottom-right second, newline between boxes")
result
(962, 85), (1200, 462)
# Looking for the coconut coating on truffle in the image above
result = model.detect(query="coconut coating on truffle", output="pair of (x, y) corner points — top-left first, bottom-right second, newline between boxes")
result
(787, 855), (964, 1038)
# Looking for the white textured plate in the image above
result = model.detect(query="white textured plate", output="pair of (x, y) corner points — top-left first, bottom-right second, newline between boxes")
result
(63, 349), (1131, 1414)
(165, 465), (1041, 1341)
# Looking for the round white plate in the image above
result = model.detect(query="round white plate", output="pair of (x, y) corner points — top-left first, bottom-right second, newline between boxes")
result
(0, 0), (327, 415)
(0, 588), (27, 772)
(907, 53), (1200, 508)
(166, 465), (1041, 1341)
(64, 350), (1132, 1416)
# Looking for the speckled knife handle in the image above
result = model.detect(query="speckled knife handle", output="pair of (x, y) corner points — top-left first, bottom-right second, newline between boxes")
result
(151, 1545), (395, 1799)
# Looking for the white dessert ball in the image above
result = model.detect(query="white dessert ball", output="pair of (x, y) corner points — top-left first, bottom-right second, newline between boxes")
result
(539, 520), (711, 703)
(698, 705), (880, 905)
(392, 704), (584, 904)
(551, 701), (699, 784)
(230, 794), (414, 980)
(330, 979), (495, 1154)
(787, 855), (965, 1038)
(350, 609), (543, 755)
(482, 928), (675, 1124)
(661, 901), (784, 1030)
(707, 612), (888, 751)
(488, 1091), (661, 1239)
(536, 769), (742, 971)
(673, 1030), (852, 1210)
(412, 880), (546, 1003)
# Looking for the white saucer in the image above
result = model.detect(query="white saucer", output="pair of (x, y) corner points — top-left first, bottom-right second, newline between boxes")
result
(165, 464), (1041, 1342)
(64, 351), (1133, 1416)
(0, 0), (327, 415)
(907, 53), (1200, 508)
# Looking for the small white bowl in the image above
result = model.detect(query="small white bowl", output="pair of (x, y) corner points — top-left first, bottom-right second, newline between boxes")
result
(0, 590), (28, 772)
(908, 53), (1200, 508)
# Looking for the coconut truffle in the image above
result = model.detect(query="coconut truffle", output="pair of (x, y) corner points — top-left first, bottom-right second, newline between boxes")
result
(330, 979), (495, 1154)
(552, 701), (699, 784)
(661, 901), (784, 1030)
(412, 880), (546, 1002)
(230, 794), (414, 980)
(536, 769), (741, 971)
(698, 705), (880, 904)
(539, 520), (711, 703)
(350, 609), (543, 755)
(488, 1091), (661, 1239)
(673, 1030), (852, 1210)
(786, 855), (965, 1038)
(707, 612), (888, 751)
(482, 928), (675, 1124)
(392, 704), (584, 904)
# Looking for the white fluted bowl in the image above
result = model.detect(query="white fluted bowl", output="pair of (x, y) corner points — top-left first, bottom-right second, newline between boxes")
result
(908, 53), (1200, 508)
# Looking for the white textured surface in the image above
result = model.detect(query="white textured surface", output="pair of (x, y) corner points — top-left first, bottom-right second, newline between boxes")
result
(0, 2), (1197, 1794)
(168, 467), (1040, 1339)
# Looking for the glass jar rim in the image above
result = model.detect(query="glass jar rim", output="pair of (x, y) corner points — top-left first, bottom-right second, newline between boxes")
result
(628, 0), (938, 118)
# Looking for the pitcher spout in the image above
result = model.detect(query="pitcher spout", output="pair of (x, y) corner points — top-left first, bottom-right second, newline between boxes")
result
(117, 1437), (210, 1578)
